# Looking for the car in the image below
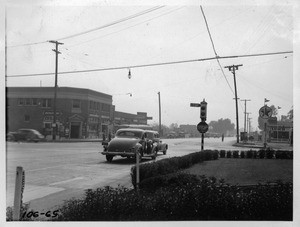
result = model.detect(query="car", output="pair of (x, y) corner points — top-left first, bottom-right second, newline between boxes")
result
(6, 128), (44, 142)
(101, 128), (157, 162)
(145, 130), (168, 155)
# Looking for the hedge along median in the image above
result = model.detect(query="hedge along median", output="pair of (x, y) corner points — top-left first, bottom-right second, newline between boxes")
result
(220, 148), (293, 159)
(130, 150), (219, 189)
(53, 177), (292, 221)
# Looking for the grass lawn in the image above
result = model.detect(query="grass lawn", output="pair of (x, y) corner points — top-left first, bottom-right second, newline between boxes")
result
(185, 158), (293, 185)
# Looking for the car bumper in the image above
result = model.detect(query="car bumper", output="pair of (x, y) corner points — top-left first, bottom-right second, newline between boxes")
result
(101, 151), (136, 157)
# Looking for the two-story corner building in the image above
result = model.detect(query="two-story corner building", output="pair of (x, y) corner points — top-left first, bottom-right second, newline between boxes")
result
(6, 87), (152, 139)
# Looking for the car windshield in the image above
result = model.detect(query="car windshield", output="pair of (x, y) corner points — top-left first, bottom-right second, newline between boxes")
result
(116, 130), (143, 139)
(147, 133), (154, 139)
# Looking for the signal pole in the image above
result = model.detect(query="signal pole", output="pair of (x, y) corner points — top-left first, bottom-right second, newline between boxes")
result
(225, 64), (243, 143)
(49, 40), (63, 140)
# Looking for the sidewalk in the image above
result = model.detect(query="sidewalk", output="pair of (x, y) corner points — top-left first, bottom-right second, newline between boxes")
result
(233, 141), (293, 151)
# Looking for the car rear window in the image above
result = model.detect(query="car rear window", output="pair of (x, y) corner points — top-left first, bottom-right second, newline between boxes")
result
(116, 130), (143, 138)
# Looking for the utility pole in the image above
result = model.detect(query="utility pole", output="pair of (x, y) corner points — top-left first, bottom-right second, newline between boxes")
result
(246, 112), (251, 133)
(158, 92), (162, 136)
(241, 99), (251, 135)
(248, 117), (252, 134)
(49, 40), (63, 141)
(225, 64), (243, 143)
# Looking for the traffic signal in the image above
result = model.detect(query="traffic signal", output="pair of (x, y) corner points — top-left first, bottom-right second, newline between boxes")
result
(200, 99), (207, 121)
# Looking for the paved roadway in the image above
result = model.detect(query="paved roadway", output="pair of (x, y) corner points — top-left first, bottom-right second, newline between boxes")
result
(6, 137), (250, 212)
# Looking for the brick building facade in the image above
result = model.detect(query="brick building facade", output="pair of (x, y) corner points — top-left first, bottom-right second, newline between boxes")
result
(6, 87), (151, 139)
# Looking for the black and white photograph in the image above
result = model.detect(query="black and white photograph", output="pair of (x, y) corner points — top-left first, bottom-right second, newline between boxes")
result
(3, 0), (299, 226)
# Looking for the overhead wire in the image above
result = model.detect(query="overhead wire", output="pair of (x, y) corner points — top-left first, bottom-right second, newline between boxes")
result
(7, 6), (165, 48)
(6, 51), (293, 78)
(200, 6), (235, 95)
(65, 6), (184, 48)
(58, 6), (165, 41)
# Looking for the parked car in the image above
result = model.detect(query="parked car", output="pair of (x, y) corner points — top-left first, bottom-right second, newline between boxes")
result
(6, 129), (44, 142)
(101, 128), (157, 162)
(145, 130), (168, 155)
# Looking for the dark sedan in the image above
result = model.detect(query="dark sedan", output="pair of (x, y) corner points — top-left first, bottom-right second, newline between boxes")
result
(6, 129), (44, 142)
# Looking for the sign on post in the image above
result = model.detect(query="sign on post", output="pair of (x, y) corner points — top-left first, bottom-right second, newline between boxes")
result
(190, 103), (201, 107)
(259, 105), (272, 119)
(197, 121), (208, 133)
(259, 105), (272, 148)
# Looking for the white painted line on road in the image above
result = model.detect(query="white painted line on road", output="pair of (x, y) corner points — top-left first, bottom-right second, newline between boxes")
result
(49, 177), (84, 186)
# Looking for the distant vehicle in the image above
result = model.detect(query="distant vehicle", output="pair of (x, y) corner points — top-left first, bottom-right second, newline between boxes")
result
(6, 129), (44, 142)
(101, 128), (157, 162)
(145, 130), (168, 155)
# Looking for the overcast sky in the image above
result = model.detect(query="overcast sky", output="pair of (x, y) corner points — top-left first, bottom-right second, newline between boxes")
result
(4, 0), (296, 131)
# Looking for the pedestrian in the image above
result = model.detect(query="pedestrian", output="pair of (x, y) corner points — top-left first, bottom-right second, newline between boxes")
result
(222, 133), (224, 142)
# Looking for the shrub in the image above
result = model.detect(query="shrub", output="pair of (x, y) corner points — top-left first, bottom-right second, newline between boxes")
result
(275, 150), (293, 159)
(56, 178), (293, 221)
(286, 151), (293, 159)
(246, 150), (254, 158)
(220, 150), (226, 158)
(266, 148), (274, 159)
(258, 149), (265, 159)
(226, 151), (232, 158)
(253, 150), (257, 159)
(6, 203), (33, 221)
(131, 150), (218, 187)
(240, 151), (245, 158)
(233, 150), (239, 158)
(139, 172), (200, 191)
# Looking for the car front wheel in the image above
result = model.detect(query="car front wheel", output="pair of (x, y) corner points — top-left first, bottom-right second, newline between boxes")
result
(106, 155), (114, 162)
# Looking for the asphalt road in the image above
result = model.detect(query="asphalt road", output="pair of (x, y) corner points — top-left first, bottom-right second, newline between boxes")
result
(6, 137), (245, 213)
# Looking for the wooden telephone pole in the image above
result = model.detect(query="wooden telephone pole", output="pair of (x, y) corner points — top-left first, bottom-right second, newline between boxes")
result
(225, 64), (243, 143)
(49, 40), (63, 140)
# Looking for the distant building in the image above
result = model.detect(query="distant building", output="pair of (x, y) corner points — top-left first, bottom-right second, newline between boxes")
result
(179, 124), (199, 138)
(6, 87), (151, 139)
(267, 117), (293, 143)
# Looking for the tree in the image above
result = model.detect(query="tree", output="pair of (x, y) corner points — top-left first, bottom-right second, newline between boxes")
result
(287, 106), (293, 120)
(151, 123), (169, 135)
(169, 123), (179, 130)
(208, 118), (235, 134)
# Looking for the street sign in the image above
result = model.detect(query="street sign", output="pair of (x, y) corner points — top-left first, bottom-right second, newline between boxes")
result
(197, 121), (209, 133)
(259, 105), (272, 119)
(190, 103), (201, 107)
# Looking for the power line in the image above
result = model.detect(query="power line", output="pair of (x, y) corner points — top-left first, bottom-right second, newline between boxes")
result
(7, 6), (165, 48)
(6, 51), (293, 78)
(200, 6), (235, 95)
(58, 6), (165, 41)
(64, 6), (184, 48)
